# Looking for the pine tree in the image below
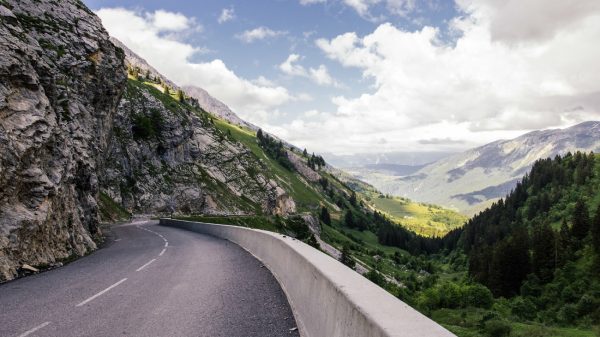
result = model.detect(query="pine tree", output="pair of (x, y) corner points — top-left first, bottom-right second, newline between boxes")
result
(349, 191), (357, 207)
(257, 129), (264, 142)
(163, 86), (170, 95)
(557, 219), (571, 267)
(532, 221), (556, 283)
(176, 89), (184, 102)
(319, 206), (331, 225)
(344, 211), (355, 228)
(340, 245), (356, 269)
(571, 199), (590, 242)
(303, 148), (308, 157)
(592, 204), (600, 256)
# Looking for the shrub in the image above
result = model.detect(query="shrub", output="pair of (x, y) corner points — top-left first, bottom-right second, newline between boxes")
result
(483, 319), (512, 337)
(510, 296), (537, 321)
(462, 283), (494, 309)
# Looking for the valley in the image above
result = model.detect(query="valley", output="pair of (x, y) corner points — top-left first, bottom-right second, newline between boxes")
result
(1, 1), (599, 337)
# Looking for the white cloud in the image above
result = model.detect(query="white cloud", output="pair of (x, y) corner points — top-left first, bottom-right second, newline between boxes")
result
(236, 27), (287, 43)
(217, 7), (235, 24)
(96, 8), (292, 124)
(300, 0), (326, 4)
(276, 0), (600, 154)
(279, 54), (340, 87)
(148, 10), (195, 31)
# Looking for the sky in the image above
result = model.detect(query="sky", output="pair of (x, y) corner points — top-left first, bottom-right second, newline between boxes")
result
(84, 0), (600, 155)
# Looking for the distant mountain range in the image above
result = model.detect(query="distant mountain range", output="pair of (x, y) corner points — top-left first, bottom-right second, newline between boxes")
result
(352, 122), (600, 215)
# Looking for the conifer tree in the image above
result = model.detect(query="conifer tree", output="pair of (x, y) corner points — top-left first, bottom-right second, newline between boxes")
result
(557, 219), (572, 267)
(320, 206), (331, 225)
(163, 86), (170, 95)
(532, 221), (556, 283)
(571, 199), (590, 242)
(592, 204), (600, 256)
(340, 245), (356, 269)
(176, 89), (184, 102)
(344, 211), (355, 228)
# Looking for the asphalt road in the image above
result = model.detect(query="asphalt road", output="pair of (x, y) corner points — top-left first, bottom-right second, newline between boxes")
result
(0, 220), (300, 337)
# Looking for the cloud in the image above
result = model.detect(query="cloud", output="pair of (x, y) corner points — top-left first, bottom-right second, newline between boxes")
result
(272, 0), (600, 154)
(458, 0), (600, 43)
(279, 54), (340, 87)
(96, 8), (292, 124)
(149, 10), (196, 31)
(236, 27), (287, 43)
(300, 0), (326, 4)
(217, 7), (235, 24)
(418, 138), (466, 145)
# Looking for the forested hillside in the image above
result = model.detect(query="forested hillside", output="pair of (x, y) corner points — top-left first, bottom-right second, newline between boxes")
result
(441, 152), (600, 333)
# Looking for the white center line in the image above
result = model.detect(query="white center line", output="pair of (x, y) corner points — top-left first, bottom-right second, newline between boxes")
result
(159, 248), (166, 256)
(76, 278), (128, 307)
(164, 242), (168, 247)
(17, 321), (51, 337)
(136, 259), (157, 272)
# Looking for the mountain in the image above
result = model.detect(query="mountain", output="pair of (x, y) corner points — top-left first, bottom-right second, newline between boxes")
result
(446, 152), (600, 327)
(359, 122), (600, 215)
(323, 151), (454, 169)
(0, 0), (126, 280)
(182, 85), (257, 130)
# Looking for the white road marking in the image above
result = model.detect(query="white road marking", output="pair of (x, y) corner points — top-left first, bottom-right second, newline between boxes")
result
(136, 225), (169, 257)
(76, 278), (128, 307)
(17, 321), (51, 337)
(114, 239), (121, 242)
(136, 259), (157, 272)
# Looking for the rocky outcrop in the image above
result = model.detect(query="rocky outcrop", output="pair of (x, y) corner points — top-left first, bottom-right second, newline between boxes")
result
(100, 78), (294, 216)
(0, 0), (126, 281)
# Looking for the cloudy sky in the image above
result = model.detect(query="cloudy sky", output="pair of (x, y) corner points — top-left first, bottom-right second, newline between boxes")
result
(84, 0), (600, 155)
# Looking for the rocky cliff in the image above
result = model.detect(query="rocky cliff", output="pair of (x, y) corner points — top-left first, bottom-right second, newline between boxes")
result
(100, 78), (295, 216)
(0, 0), (126, 281)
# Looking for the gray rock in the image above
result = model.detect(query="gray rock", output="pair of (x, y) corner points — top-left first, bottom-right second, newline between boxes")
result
(0, 0), (126, 281)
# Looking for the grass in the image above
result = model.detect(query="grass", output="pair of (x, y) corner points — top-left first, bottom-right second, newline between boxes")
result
(211, 118), (325, 212)
(98, 192), (130, 222)
(369, 196), (467, 237)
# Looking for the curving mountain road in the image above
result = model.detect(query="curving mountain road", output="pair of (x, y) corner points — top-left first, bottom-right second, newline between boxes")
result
(0, 220), (300, 337)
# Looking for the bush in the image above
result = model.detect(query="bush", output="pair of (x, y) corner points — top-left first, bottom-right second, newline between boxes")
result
(511, 296), (537, 321)
(483, 319), (512, 337)
(462, 283), (494, 309)
(557, 303), (577, 324)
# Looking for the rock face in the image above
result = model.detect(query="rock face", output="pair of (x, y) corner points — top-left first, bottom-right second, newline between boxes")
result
(100, 79), (294, 216)
(0, 0), (126, 281)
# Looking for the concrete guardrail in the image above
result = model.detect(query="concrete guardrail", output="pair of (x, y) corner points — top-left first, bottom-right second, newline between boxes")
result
(160, 218), (456, 337)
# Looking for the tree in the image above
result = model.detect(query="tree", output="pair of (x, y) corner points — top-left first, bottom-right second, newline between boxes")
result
(349, 191), (357, 207)
(163, 86), (170, 95)
(592, 205), (600, 258)
(531, 221), (556, 283)
(344, 210), (355, 228)
(176, 89), (184, 102)
(340, 245), (355, 269)
(256, 129), (264, 141)
(319, 206), (331, 225)
(557, 219), (572, 267)
(303, 148), (308, 157)
(571, 199), (590, 242)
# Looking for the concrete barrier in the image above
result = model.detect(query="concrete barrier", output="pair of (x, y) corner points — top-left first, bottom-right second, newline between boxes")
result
(160, 219), (456, 337)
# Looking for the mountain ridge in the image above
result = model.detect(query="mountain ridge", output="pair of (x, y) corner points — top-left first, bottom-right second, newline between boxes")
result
(357, 121), (600, 214)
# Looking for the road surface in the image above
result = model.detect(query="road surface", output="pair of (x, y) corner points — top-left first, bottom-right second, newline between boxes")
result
(0, 220), (300, 337)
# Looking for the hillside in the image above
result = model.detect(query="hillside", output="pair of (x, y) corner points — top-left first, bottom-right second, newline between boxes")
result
(356, 122), (600, 215)
(435, 152), (600, 335)
(331, 168), (467, 236)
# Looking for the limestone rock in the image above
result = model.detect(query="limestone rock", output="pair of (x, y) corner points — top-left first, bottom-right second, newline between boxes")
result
(0, 0), (126, 281)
